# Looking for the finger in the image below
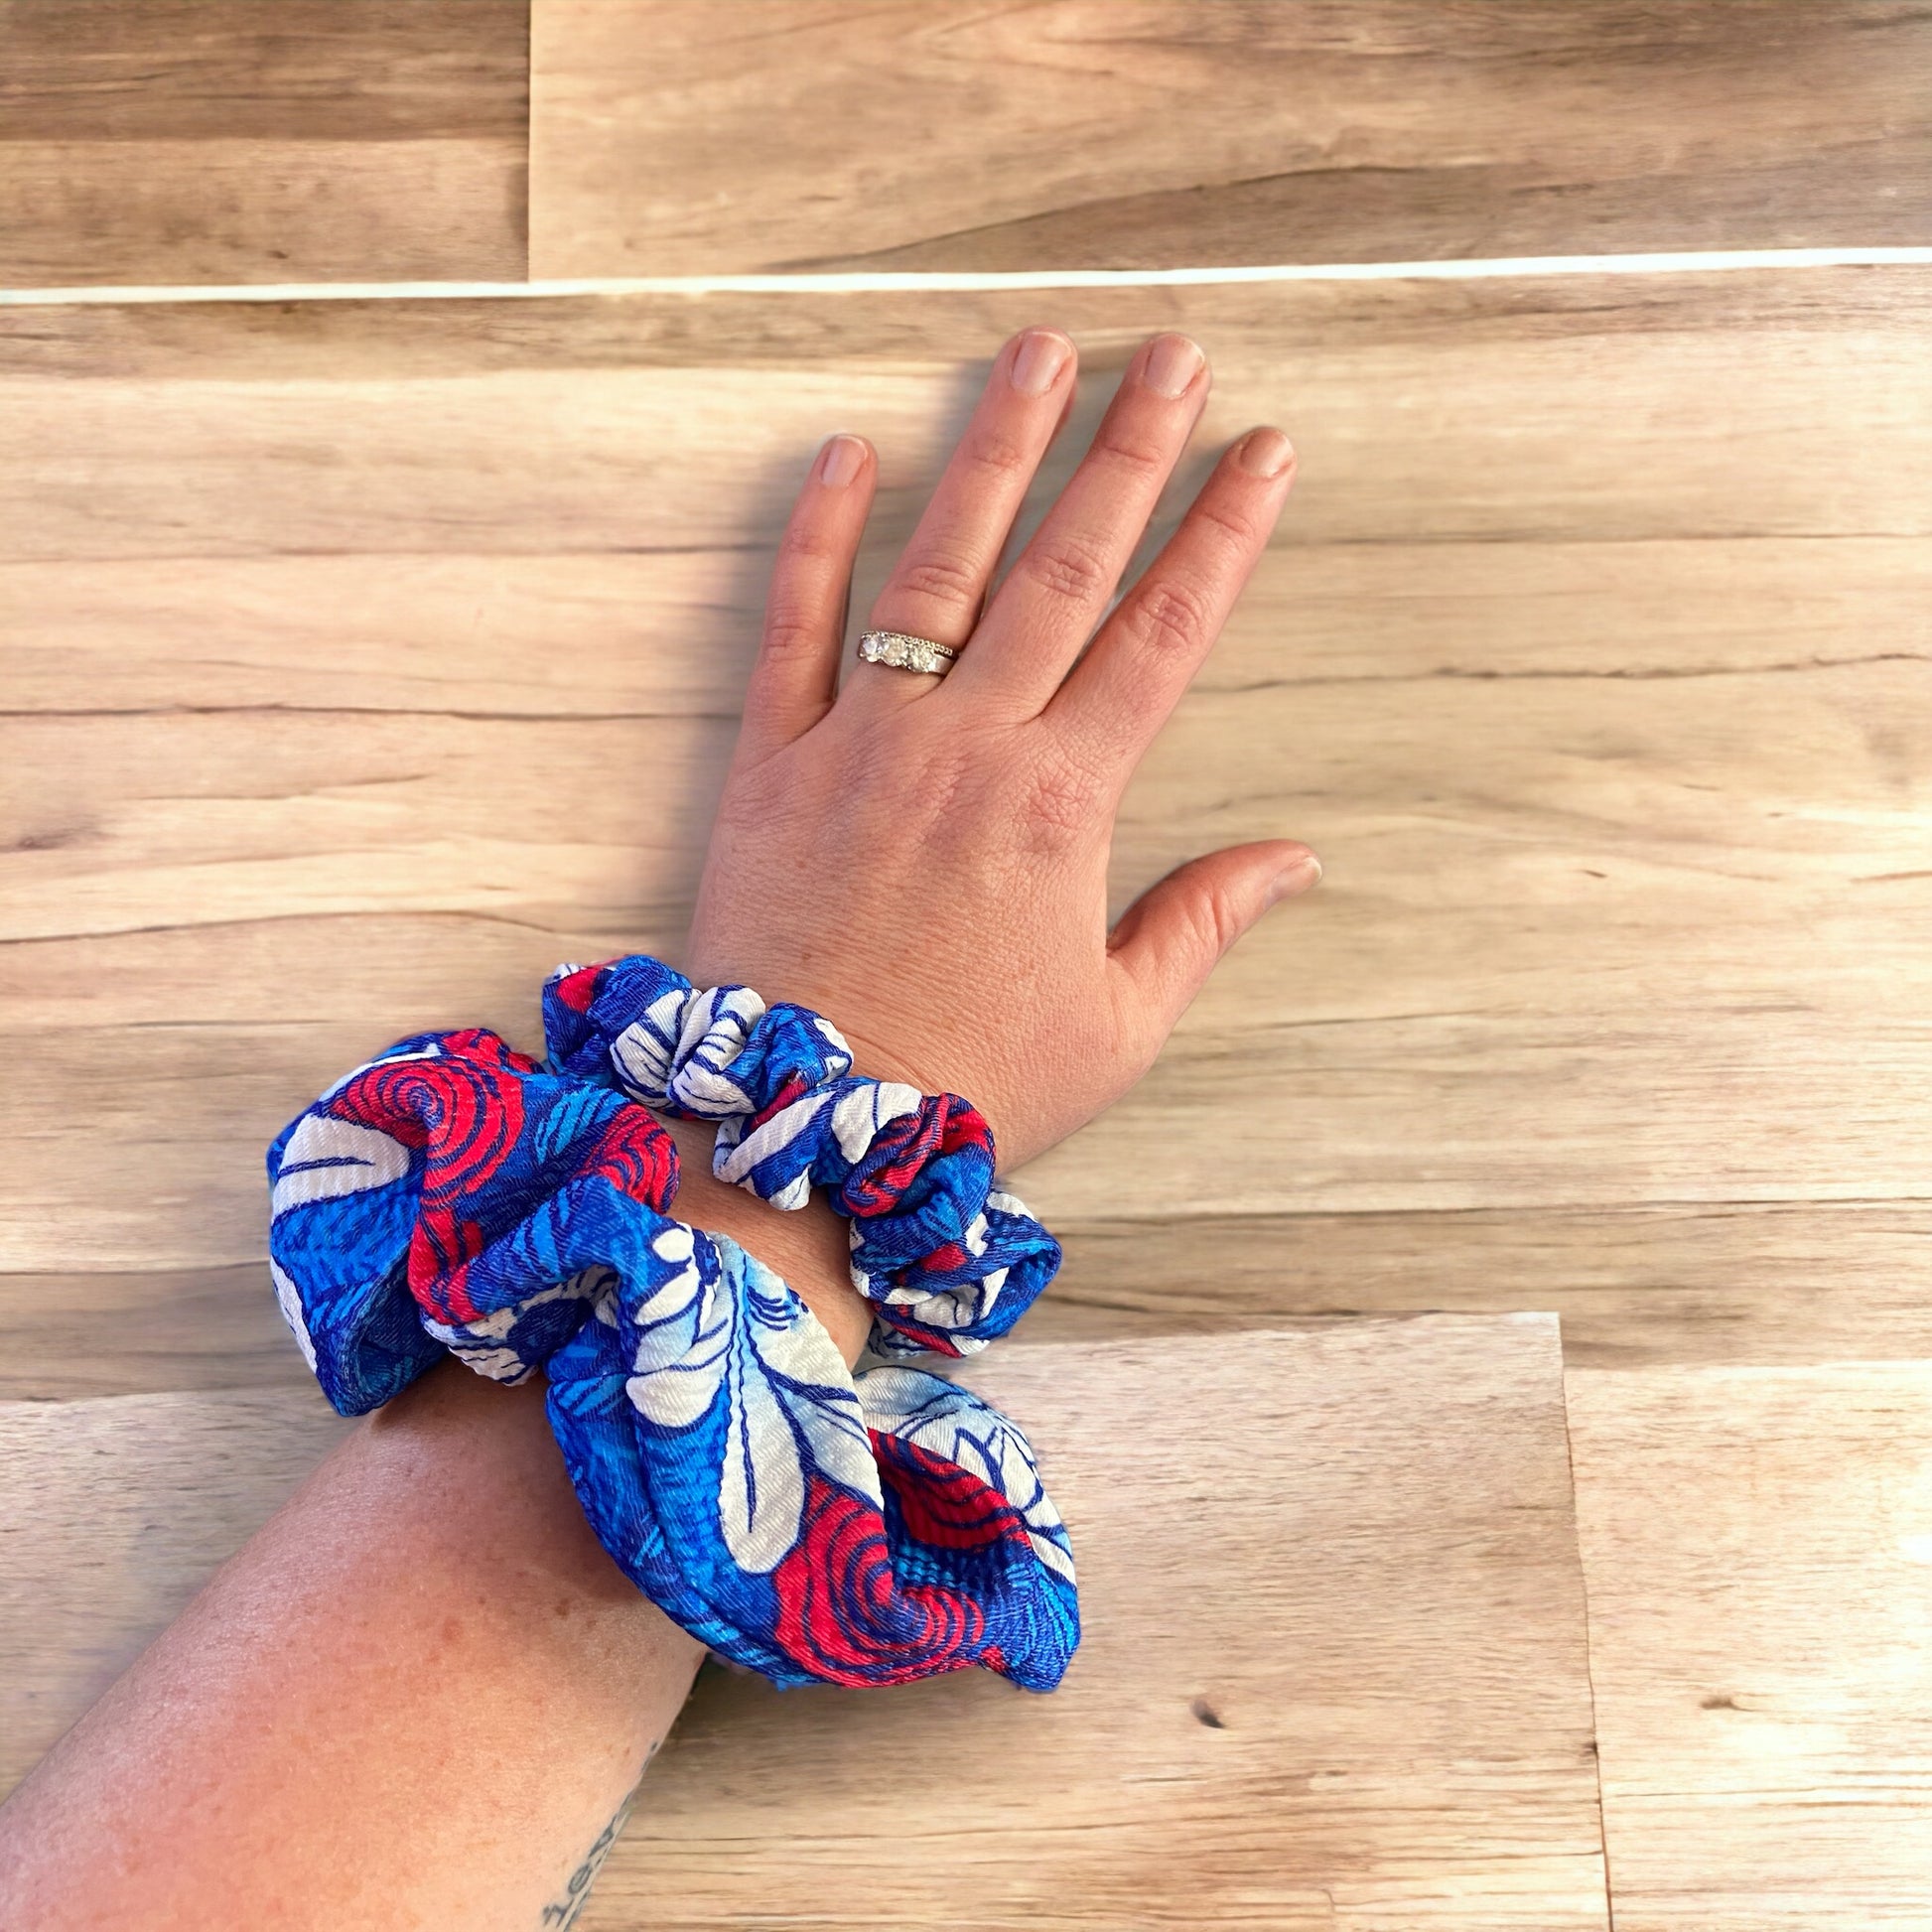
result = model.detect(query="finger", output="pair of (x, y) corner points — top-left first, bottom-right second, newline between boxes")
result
(1050, 427), (1295, 767)
(846, 326), (1076, 708)
(965, 374), (1084, 634)
(1106, 840), (1320, 1049)
(953, 332), (1210, 715)
(740, 433), (876, 757)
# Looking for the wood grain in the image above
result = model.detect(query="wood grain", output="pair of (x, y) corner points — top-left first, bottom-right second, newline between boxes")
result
(530, 0), (1932, 276)
(1034, 1202), (1932, 1370)
(0, 0), (528, 287)
(1568, 1364), (1932, 1929)
(16, 1197), (1932, 1403)
(0, 1320), (1610, 1928)
(1, 272), (1926, 1388)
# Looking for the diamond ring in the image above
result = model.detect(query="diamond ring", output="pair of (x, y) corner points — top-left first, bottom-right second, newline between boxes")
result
(857, 629), (958, 677)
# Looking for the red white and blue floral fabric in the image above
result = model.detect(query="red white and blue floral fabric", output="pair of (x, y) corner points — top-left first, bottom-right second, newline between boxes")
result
(266, 977), (1078, 1691)
(543, 955), (1061, 1358)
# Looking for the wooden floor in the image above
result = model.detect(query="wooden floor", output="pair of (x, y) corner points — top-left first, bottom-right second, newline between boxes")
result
(531, 0), (1932, 275)
(0, 0), (528, 286)
(2, 1323), (1612, 1928)
(3, 5), (1929, 1926)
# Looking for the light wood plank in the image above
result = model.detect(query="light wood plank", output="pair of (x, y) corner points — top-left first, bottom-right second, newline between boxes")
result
(13, 1198), (1932, 1402)
(0, 1264), (307, 1400)
(0, 0), (528, 286)
(1568, 1363), (1932, 1929)
(531, 0), (1932, 276)
(6, 278), (1928, 559)
(1033, 1202), (1932, 1370)
(6, 532), (1932, 716)
(0, 1320), (1610, 1928)
(0, 279), (1926, 1387)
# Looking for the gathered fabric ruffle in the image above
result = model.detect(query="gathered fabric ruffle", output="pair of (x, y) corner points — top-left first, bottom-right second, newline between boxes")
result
(546, 1224), (1077, 1689)
(267, 1011), (1078, 1692)
(543, 956), (1060, 1356)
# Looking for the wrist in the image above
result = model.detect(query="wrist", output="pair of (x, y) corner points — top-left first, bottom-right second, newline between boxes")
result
(658, 1116), (872, 1368)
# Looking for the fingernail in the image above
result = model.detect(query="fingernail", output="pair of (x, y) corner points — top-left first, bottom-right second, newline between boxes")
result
(1237, 427), (1295, 480)
(1266, 850), (1322, 906)
(1010, 329), (1070, 396)
(816, 434), (865, 487)
(1143, 334), (1205, 399)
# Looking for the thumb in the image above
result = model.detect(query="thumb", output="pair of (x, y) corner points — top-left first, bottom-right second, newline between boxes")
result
(1107, 839), (1321, 1042)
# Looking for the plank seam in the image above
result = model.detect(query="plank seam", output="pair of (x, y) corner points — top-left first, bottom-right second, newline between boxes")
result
(1560, 1358), (1620, 1932)
(2, 245), (1930, 306)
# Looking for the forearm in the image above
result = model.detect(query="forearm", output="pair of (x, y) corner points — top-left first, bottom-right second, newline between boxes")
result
(0, 1125), (867, 1932)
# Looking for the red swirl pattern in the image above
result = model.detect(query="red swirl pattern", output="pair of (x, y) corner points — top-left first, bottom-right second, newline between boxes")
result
(875, 1434), (1033, 1554)
(587, 1102), (678, 1206)
(771, 1478), (989, 1686)
(334, 1033), (534, 1324)
(841, 1094), (989, 1218)
(337, 1035), (528, 1211)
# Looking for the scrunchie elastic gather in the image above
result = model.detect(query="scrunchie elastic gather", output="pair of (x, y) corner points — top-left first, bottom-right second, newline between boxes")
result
(267, 1016), (1078, 1691)
(543, 955), (1061, 1357)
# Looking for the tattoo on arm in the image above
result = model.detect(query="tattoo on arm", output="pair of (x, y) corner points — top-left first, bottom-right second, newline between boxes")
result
(538, 1738), (662, 1929)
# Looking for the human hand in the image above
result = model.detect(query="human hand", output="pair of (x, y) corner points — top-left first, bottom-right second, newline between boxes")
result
(685, 327), (1319, 1173)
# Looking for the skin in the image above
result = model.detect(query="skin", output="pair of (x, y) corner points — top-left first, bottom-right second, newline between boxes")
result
(0, 328), (1315, 1929)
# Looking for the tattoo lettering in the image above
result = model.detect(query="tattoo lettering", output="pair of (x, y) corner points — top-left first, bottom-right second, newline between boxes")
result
(538, 1739), (661, 1929)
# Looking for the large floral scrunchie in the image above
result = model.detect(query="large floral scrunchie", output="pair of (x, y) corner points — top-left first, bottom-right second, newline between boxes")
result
(265, 1027), (670, 1412)
(267, 1020), (1079, 1691)
(542, 955), (1061, 1357)
(544, 1224), (1076, 1689)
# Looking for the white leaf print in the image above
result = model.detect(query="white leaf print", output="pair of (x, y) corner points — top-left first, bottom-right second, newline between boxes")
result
(712, 1090), (834, 1188)
(627, 1232), (729, 1429)
(719, 1324), (806, 1574)
(670, 1062), (754, 1115)
(739, 1255), (881, 1508)
(676, 984), (760, 1058)
(269, 1258), (319, 1371)
(624, 1233), (886, 1575)
(857, 1368), (1074, 1583)
(831, 1082), (921, 1162)
(612, 981), (775, 1107)
(271, 1115), (409, 1215)
(608, 985), (686, 1104)
(720, 1246), (886, 1572)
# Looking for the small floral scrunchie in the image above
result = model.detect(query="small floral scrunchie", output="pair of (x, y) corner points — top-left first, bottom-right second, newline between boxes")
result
(541, 954), (1061, 1357)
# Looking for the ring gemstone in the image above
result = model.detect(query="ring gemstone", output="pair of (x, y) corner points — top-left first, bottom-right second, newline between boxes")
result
(858, 629), (957, 677)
